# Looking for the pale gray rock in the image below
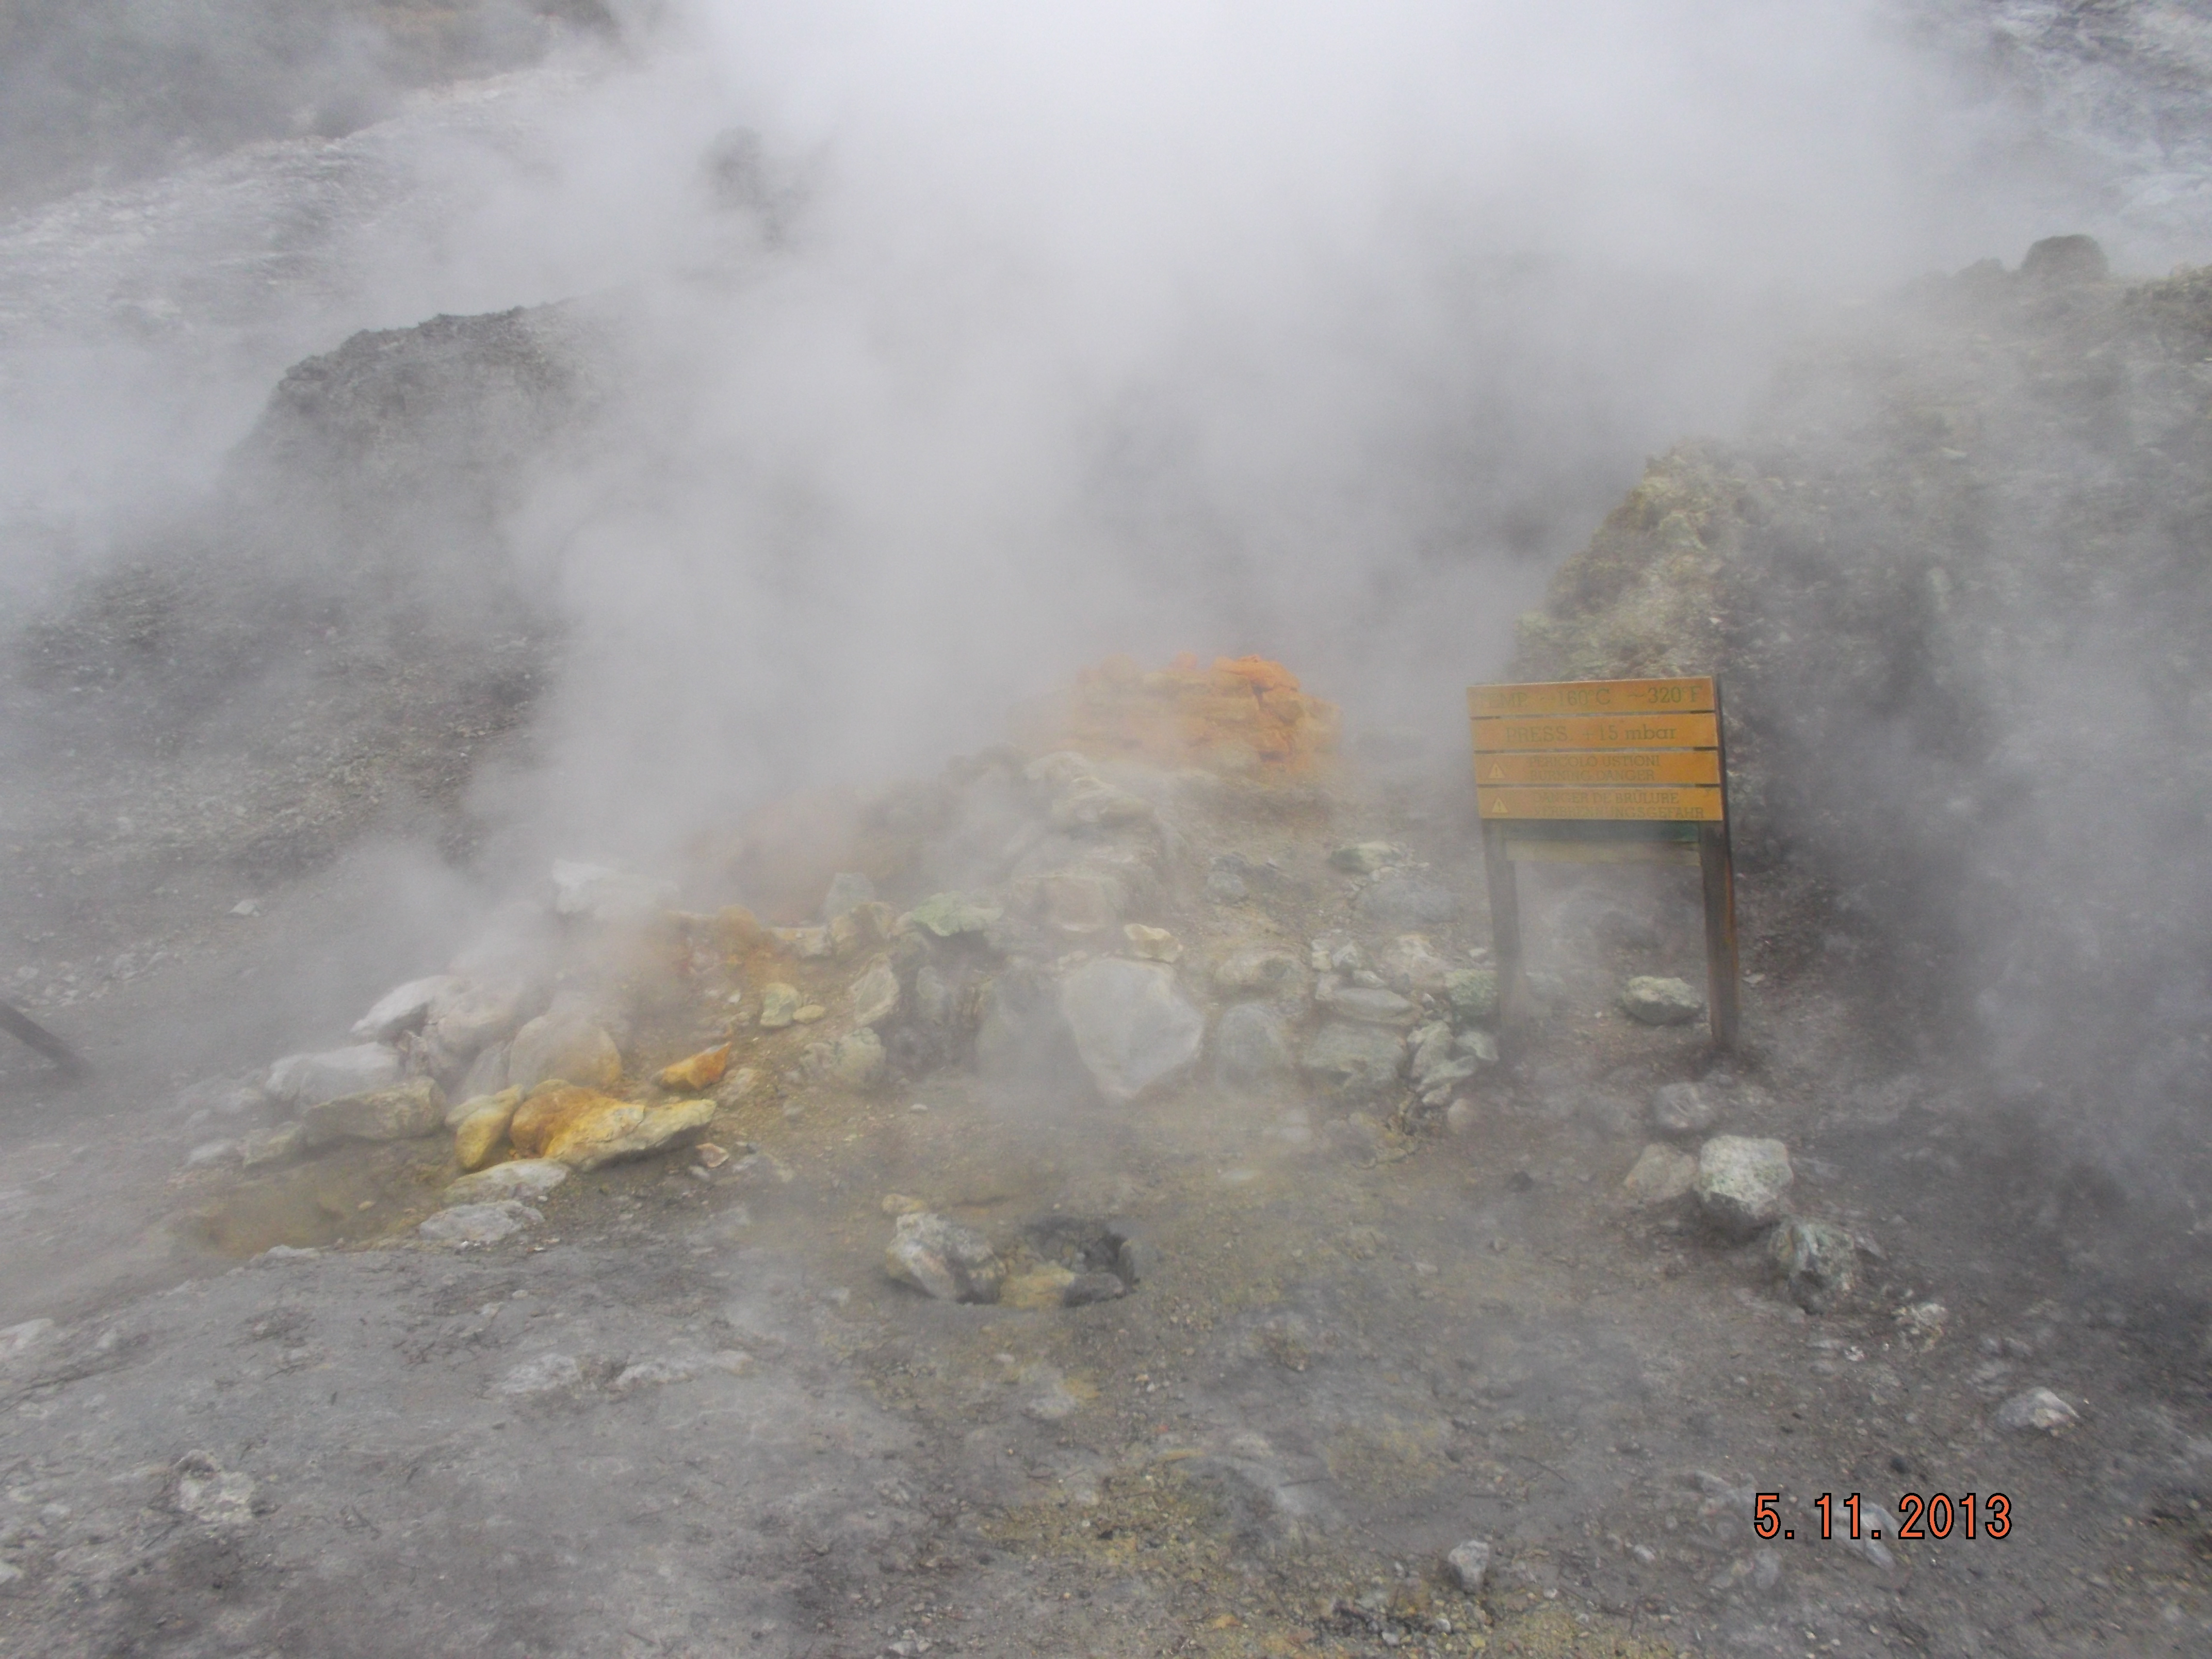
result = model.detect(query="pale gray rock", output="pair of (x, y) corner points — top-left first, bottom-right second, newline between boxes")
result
(550, 860), (676, 923)
(1445, 1539), (1492, 1594)
(824, 1029), (886, 1092)
(757, 982), (802, 1030)
(1213, 1003), (1295, 1094)
(884, 1212), (1004, 1303)
(457, 1041), (509, 1101)
(442, 1159), (570, 1206)
(350, 974), (465, 1043)
(494, 1353), (583, 1395)
(265, 1045), (402, 1108)
(1696, 1136), (1793, 1238)
(1622, 975), (1704, 1025)
(1994, 1387), (2079, 1433)
(1057, 958), (1205, 1103)
(1622, 1143), (1697, 1205)
(1771, 1216), (1857, 1310)
(507, 1008), (621, 1091)
(1652, 1080), (1716, 1134)
(1377, 934), (1453, 995)
(1321, 983), (1418, 1027)
(419, 1200), (541, 1244)
(298, 1077), (445, 1144)
(1328, 842), (1406, 875)
(419, 980), (525, 1071)
(1300, 1021), (1407, 1101)
(821, 871), (876, 921)
(850, 957), (901, 1027)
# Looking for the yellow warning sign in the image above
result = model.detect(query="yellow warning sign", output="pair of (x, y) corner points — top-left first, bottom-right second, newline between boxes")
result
(1468, 677), (1725, 823)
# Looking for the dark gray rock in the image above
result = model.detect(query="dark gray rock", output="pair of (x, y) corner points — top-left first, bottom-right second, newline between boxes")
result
(1443, 967), (1499, 1026)
(1770, 1216), (1857, 1311)
(1353, 871), (1459, 927)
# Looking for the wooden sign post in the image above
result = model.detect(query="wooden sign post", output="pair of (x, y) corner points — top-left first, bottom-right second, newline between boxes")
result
(1469, 676), (1738, 1050)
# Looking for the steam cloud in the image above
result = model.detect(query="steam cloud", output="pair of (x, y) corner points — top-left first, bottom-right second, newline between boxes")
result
(5, 2), (2208, 966)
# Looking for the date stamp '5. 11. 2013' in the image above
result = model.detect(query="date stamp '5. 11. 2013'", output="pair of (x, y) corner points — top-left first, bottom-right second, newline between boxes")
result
(1753, 1491), (2013, 1542)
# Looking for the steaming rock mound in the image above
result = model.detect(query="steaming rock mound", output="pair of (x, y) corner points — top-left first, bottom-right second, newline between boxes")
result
(1515, 238), (2212, 1197)
(6, 303), (600, 929)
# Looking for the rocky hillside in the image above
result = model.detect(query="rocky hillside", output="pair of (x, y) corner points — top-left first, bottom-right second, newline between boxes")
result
(1515, 235), (2212, 1196)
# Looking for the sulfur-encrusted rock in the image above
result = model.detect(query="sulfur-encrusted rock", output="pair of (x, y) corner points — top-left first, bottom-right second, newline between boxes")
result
(548, 1095), (717, 1172)
(1696, 1135), (1793, 1237)
(757, 983), (802, 1030)
(299, 1077), (444, 1144)
(453, 1091), (523, 1170)
(658, 1044), (731, 1092)
(1622, 976), (1704, 1026)
(884, 1211), (1004, 1303)
(1057, 958), (1204, 1103)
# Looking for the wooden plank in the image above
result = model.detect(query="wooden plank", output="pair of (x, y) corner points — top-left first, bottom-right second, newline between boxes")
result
(1476, 784), (1724, 822)
(1700, 823), (1741, 1050)
(1471, 711), (1720, 752)
(1504, 839), (1701, 866)
(1481, 821), (1526, 1042)
(1475, 749), (1721, 787)
(1468, 677), (1714, 718)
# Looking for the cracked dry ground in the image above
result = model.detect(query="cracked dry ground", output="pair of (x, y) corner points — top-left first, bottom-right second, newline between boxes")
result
(1, 760), (2210, 1658)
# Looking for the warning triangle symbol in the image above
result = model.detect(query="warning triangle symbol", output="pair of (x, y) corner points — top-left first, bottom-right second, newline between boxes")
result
(1485, 761), (1505, 779)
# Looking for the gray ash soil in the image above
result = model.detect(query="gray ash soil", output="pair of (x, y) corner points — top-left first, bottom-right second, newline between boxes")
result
(0, 739), (2209, 1658)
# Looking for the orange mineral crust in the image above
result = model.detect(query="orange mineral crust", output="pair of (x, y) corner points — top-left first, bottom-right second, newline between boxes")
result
(1013, 654), (1340, 775)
